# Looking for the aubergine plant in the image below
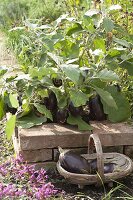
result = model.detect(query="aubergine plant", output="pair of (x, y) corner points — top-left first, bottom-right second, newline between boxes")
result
(0, 3), (132, 140)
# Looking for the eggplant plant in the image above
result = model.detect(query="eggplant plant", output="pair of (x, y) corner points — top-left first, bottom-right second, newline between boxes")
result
(0, 2), (132, 140)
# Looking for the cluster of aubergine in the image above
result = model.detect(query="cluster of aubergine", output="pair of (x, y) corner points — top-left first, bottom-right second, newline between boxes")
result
(58, 147), (114, 174)
(6, 78), (106, 124)
(35, 78), (107, 124)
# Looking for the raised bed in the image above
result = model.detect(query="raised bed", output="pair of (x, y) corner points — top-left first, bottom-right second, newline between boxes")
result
(13, 121), (133, 169)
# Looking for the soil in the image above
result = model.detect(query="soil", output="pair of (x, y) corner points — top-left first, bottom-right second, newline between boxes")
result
(47, 168), (133, 200)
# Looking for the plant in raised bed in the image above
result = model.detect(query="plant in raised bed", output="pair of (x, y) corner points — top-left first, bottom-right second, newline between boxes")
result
(0, 1), (132, 140)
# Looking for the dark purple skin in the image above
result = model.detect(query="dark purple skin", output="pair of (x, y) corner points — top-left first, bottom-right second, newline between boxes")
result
(56, 109), (68, 124)
(90, 159), (114, 174)
(6, 105), (17, 114)
(68, 102), (83, 117)
(44, 91), (57, 111)
(82, 114), (91, 124)
(88, 95), (106, 121)
(59, 151), (90, 174)
(52, 78), (62, 87)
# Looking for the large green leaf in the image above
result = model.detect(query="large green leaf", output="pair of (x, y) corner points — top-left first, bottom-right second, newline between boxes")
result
(70, 90), (88, 107)
(101, 86), (131, 122)
(96, 69), (119, 81)
(9, 94), (19, 108)
(67, 115), (93, 131)
(17, 113), (47, 128)
(109, 5), (122, 11)
(67, 23), (83, 36)
(61, 64), (81, 83)
(0, 66), (8, 77)
(94, 87), (117, 109)
(0, 96), (5, 120)
(34, 103), (53, 121)
(119, 60), (133, 76)
(47, 52), (63, 65)
(113, 37), (130, 48)
(103, 18), (114, 32)
(5, 114), (16, 140)
(84, 9), (99, 17)
(93, 39), (106, 52)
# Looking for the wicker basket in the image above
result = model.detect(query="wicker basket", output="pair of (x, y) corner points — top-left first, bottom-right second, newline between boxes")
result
(57, 133), (133, 188)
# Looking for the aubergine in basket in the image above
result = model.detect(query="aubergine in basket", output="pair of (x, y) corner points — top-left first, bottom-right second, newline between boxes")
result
(58, 147), (114, 174)
(58, 147), (90, 174)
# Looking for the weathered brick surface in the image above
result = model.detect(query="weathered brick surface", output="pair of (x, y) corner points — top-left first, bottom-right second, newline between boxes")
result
(13, 121), (133, 165)
(91, 121), (133, 146)
(19, 124), (91, 150)
(13, 135), (52, 162)
(19, 149), (52, 163)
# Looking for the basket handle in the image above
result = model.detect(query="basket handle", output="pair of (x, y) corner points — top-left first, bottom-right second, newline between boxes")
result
(88, 134), (105, 184)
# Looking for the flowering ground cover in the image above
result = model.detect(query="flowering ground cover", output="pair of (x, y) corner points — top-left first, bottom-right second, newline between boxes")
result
(1, 126), (133, 200)
(0, 155), (60, 199)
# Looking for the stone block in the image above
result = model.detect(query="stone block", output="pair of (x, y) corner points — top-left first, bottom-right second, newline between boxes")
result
(18, 123), (91, 150)
(12, 135), (52, 162)
(91, 121), (133, 146)
(19, 149), (52, 163)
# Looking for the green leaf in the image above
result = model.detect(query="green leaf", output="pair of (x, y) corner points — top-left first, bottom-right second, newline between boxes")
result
(38, 89), (48, 98)
(93, 39), (106, 52)
(17, 113), (47, 128)
(67, 23), (83, 36)
(47, 52), (63, 65)
(67, 115), (93, 131)
(84, 9), (100, 17)
(96, 69), (119, 81)
(17, 99), (31, 118)
(94, 87), (117, 109)
(103, 18), (114, 32)
(113, 37), (130, 48)
(101, 86), (131, 122)
(25, 86), (33, 97)
(119, 60), (133, 76)
(109, 5), (121, 11)
(0, 66), (8, 77)
(9, 94), (19, 108)
(34, 103), (53, 121)
(70, 90), (88, 107)
(61, 64), (80, 83)
(5, 114), (16, 140)
(0, 96), (5, 120)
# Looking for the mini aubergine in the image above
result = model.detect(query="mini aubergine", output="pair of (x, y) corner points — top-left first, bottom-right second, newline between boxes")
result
(58, 147), (90, 174)
(88, 95), (106, 121)
(89, 159), (114, 174)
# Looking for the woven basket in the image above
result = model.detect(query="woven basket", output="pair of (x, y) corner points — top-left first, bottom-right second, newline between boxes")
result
(57, 133), (133, 188)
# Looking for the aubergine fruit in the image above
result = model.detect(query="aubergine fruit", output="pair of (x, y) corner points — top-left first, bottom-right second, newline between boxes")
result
(68, 102), (83, 116)
(44, 91), (57, 111)
(56, 109), (68, 124)
(81, 114), (90, 124)
(6, 105), (17, 114)
(52, 78), (62, 87)
(88, 95), (106, 121)
(58, 147), (90, 174)
(89, 159), (114, 174)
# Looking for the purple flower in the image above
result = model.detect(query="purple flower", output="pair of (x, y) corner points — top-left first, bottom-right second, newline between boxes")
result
(0, 155), (62, 199)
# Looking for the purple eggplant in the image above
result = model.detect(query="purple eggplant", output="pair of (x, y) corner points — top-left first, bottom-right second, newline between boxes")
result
(88, 95), (106, 121)
(89, 159), (114, 174)
(58, 147), (90, 174)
